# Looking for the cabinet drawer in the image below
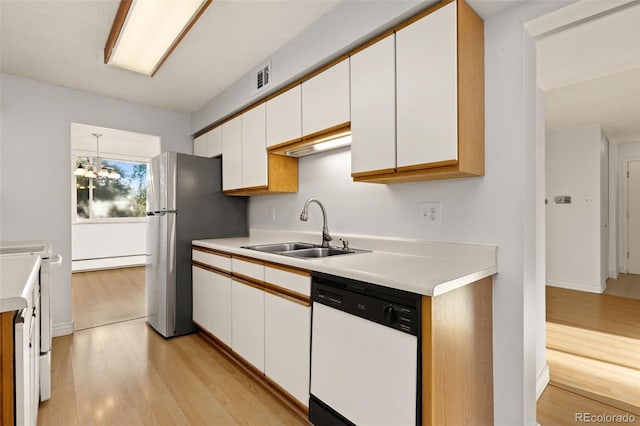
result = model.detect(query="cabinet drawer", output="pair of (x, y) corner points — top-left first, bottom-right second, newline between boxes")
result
(232, 257), (264, 282)
(265, 265), (310, 297)
(192, 249), (231, 272)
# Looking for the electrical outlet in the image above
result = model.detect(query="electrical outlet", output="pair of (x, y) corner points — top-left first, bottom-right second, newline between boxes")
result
(267, 206), (276, 222)
(418, 202), (441, 226)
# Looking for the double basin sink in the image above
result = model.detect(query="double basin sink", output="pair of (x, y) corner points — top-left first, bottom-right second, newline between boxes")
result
(242, 242), (369, 259)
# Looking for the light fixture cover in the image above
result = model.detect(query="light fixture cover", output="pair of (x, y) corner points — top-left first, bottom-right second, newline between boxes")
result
(285, 135), (352, 157)
(107, 0), (210, 76)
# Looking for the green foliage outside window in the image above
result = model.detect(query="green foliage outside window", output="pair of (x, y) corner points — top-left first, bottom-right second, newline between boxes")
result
(76, 158), (147, 220)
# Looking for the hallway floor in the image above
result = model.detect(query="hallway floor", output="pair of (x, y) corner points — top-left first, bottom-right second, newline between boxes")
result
(72, 267), (146, 331)
(605, 273), (640, 300)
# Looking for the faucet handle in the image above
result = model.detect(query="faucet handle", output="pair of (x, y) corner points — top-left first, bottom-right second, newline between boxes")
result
(339, 238), (350, 250)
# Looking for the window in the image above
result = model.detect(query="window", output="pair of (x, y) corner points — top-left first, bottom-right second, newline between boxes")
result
(75, 157), (147, 220)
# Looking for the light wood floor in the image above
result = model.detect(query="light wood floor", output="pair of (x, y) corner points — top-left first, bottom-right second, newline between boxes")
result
(538, 286), (640, 424)
(37, 318), (306, 426)
(72, 267), (146, 331)
(605, 273), (640, 300)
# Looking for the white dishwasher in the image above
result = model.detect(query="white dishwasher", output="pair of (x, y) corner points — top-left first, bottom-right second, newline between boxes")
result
(309, 272), (422, 425)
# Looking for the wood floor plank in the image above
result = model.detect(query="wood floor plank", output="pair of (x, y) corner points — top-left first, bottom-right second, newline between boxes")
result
(72, 267), (146, 331)
(39, 316), (306, 425)
(537, 385), (637, 426)
(540, 286), (640, 424)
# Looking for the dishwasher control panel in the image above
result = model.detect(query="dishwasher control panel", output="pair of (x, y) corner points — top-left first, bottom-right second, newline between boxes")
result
(312, 273), (421, 336)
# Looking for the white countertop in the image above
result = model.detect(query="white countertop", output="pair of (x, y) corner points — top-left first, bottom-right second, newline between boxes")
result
(0, 253), (41, 312)
(193, 229), (497, 296)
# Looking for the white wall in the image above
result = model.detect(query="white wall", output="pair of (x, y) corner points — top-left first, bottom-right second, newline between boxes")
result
(0, 73), (192, 332)
(546, 125), (606, 293)
(614, 140), (640, 273)
(71, 222), (146, 271)
(193, 1), (572, 422)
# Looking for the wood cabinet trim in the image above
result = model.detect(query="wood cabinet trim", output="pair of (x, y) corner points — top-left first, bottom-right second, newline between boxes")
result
(198, 330), (309, 420)
(264, 374), (309, 414)
(233, 275), (264, 291)
(396, 159), (459, 173)
(263, 284), (311, 307)
(424, 276), (493, 425)
(192, 246), (232, 258)
(1, 311), (15, 426)
(192, 261), (232, 278)
(232, 255), (265, 266)
(264, 262), (311, 277)
(351, 168), (396, 179)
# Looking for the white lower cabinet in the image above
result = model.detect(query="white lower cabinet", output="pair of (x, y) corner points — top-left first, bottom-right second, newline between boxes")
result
(264, 292), (310, 406)
(192, 265), (232, 346)
(231, 279), (265, 372)
(209, 271), (232, 346)
(192, 265), (211, 331)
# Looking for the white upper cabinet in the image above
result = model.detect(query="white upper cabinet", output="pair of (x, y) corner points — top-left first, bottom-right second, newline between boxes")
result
(207, 126), (223, 157)
(350, 35), (396, 175)
(396, 1), (458, 168)
(193, 134), (207, 157)
(266, 85), (302, 148)
(193, 127), (222, 158)
(241, 104), (268, 189)
(222, 116), (242, 191)
(302, 59), (350, 136)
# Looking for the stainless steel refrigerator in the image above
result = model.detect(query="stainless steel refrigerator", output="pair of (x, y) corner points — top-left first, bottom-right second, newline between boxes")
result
(146, 152), (247, 338)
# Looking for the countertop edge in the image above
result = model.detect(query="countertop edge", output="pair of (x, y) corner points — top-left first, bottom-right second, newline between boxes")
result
(193, 238), (497, 297)
(0, 254), (41, 313)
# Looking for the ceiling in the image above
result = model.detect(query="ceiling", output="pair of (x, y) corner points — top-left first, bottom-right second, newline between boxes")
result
(0, 0), (340, 113)
(535, 1), (640, 143)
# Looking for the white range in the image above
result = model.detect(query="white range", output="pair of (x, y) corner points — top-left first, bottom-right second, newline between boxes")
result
(0, 240), (61, 402)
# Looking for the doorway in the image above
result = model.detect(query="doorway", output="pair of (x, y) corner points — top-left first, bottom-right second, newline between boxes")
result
(70, 123), (160, 330)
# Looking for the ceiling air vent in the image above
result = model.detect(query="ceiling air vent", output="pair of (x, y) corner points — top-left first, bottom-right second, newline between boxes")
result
(252, 61), (271, 96)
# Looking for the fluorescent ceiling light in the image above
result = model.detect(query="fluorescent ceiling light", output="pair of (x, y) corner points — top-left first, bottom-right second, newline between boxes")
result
(104, 0), (211, 77)
(285, 135), (352, 157)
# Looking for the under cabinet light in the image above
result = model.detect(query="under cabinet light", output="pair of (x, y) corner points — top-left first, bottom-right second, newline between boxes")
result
(284, 135), (352, 157)
(104, 0), (211, 77)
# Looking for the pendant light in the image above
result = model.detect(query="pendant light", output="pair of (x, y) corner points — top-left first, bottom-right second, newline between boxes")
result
(73, 133), (120, 180)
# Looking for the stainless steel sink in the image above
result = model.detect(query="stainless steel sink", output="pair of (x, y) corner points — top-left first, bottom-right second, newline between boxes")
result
(242, 242), (315, 253)
(241, 241), (369, 259)
(280, 247), (356, 258)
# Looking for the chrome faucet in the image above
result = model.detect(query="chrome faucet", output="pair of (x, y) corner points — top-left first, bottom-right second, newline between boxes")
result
(299, 198), (332, 247)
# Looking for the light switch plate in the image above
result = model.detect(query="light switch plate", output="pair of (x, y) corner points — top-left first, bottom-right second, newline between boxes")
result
(418, 202), (441, 226)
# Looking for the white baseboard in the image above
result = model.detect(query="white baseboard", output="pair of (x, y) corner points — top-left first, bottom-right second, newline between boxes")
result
(52, 321), (74, 337)
(72, 255), (145, 272)
(536, 364), (550, 400)
(546, 279), (605, 294)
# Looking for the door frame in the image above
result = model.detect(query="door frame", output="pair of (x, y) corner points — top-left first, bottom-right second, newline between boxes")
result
(623, 158), (640, 273)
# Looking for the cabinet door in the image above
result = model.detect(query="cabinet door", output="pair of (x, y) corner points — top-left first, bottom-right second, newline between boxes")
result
(241, 104), (268, 189)
(350, 35), (396, 175)
(302, 59), (350, 136)
(396, 1), (458, 168)
(231, 279), (265, 372)
(193, 134), (207, 157)
(222, 116), (242, 191)
(207, 126), (223, 157)
(266, 85), (302, 147)
(265, 293), (310, 407)
(209, 270), (232, 346)
(192, 265), (211, 331)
